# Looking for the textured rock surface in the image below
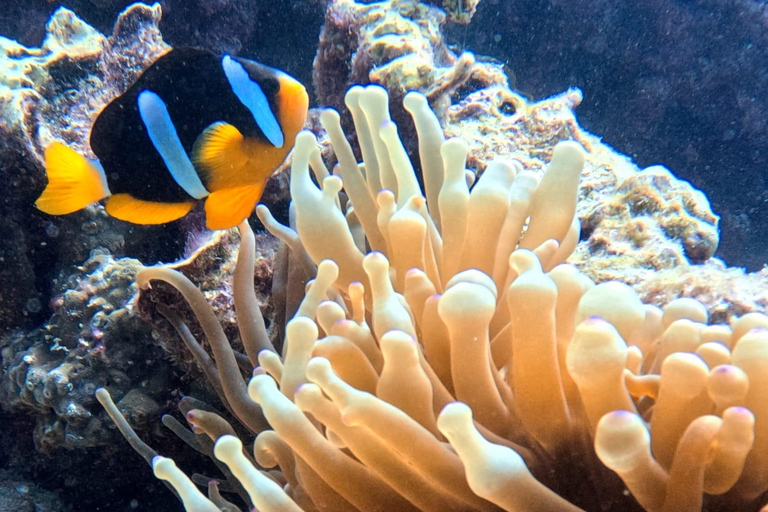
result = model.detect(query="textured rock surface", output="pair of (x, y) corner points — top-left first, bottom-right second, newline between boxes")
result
(426, 0), (480, 23)
(314, 0), (503, 130)
(444, 86), (721, 269)
(635, 260), (768, 324)
(0, 246), (187, 510)
(0, 250), (168, 452)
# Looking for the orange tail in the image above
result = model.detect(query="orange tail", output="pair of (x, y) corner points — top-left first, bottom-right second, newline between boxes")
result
(35, 143), (110, 215)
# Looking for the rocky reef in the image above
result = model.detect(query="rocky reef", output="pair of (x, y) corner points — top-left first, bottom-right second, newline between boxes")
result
(0, 468), (73, 512)
(0, 250), (156, 452)
(314, 0), (505, 133)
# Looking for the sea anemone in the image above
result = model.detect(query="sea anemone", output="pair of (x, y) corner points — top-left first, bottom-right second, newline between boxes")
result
(98, 85), (768, 512)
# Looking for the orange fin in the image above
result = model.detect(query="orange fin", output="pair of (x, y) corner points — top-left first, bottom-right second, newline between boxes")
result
(35, 142), (110, 215)
(192, 122), (250, 190)
(204, 184), (262, 230)
(105, 193), (195, 225)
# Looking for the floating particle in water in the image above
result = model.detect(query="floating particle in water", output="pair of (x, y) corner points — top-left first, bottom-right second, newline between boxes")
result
(45, 222), (60, 237)
(25, 297), (41, 313)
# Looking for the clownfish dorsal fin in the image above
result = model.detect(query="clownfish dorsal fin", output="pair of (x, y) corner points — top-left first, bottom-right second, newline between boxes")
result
(137, 90), (209, 200)
(192, 122), (251, 191)
(204, 184), (263, 230)
(105, 193), (195, 225)
(221, 55), (284, 148)
(35, 142), (110, 215)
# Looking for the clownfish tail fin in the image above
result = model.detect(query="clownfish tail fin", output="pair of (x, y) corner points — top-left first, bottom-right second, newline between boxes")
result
(35, 142), (110, 215)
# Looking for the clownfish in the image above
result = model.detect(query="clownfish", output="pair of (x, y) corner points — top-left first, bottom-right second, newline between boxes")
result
(35, 47), (308, 230)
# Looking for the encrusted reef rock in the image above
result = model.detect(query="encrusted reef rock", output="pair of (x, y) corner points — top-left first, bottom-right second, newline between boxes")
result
(636, 260), (768, 324)
(439, 84), (720, 287)
(0, 250), (172, 452)
(314, 0), (505, 128)
(580, 165), (719, 268)
(425, 0), (480, 24)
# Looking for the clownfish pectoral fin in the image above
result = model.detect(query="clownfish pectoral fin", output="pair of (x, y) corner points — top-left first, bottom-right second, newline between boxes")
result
(204, 184), (262, 230)
(221, 55), (284, 148)
(35, 142), (110, 215)
(191, 122), (250, 190)
(137, 90), (209, 200)
(105, 193), (195, 225)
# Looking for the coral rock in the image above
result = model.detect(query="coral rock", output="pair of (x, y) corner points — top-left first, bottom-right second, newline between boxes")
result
(0, 250), (171, 452)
